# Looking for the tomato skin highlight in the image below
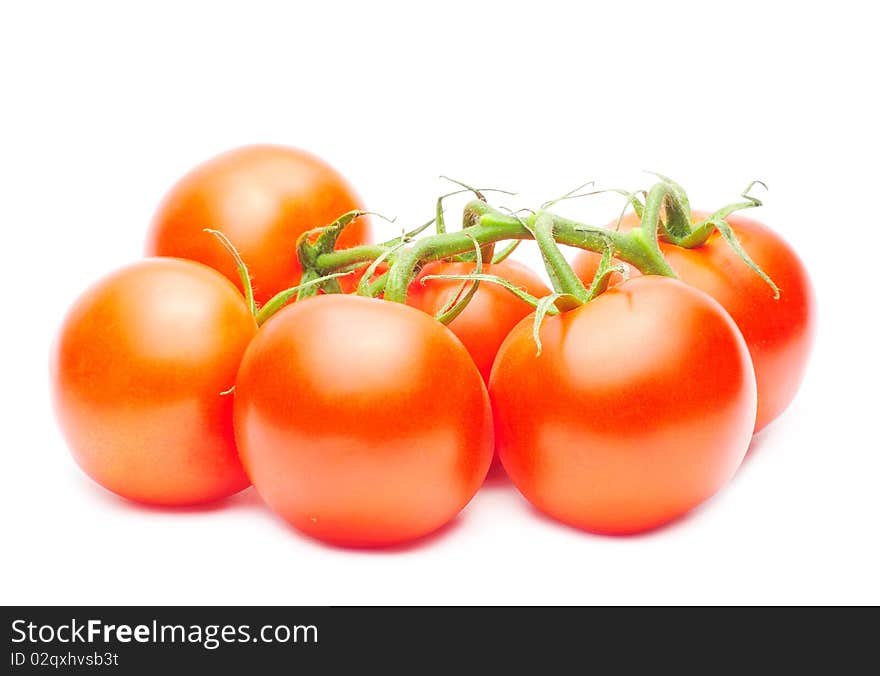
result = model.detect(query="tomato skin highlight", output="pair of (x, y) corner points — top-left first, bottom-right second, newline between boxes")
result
(407, 260), (551, 382)
(572, 211), (815, 431)
(234, 294), (494, 547)
(145, 144), (371, 305)
(490, 276), (757, 534)
(50, 258), (256, 505)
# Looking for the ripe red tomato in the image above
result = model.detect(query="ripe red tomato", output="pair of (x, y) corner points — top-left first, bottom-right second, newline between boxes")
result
(572, 211), (815, 431)
(407, 260), (550, 382)
(234, 294), (494, 547)
(490, 276), (756, 534)
(145, 145), (371, 305)
(50, 258), (257, 505)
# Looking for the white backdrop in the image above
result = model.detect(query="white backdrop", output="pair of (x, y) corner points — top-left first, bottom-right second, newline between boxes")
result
(2, 1), (877, 605)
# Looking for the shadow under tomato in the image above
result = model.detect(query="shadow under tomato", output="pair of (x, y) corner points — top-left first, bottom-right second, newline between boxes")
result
(76, 472), (264, 515)
(481, 456), (513, 488)
(740, 421), (781, 464)
(557, 421), (793, 538)
(519, 412), (797, 538)
(271, 510), (468, 555)
(518, 488), (720, 541)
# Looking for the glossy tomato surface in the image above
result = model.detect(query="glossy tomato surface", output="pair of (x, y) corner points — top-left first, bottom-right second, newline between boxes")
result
(407, 260), (550, 382)
(234, 294), (494, 547)
(572, 211), (815, 431)
(145, 145), (371, 304)
(50, 258), (257, 505)
(490, 276), (757, 534)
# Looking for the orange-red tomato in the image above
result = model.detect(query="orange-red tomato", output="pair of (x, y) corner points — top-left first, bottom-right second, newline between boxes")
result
(234, 294), (494, 547)
(50, 258), (257, 505)
(145, 145), (371, 305)
(572, 211), (815, 431)
(490, 276), (756, 534)
(407, 260), (550, 382)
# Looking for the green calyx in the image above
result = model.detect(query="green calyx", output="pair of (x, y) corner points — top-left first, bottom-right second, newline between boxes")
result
(636, 176), (779, 298)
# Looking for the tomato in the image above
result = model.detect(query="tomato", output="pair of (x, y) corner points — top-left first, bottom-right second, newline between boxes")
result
(407, 260), (550, 382)
(490, 276), (756, 534)
(50, 258), (257, 505)
(145, 145), (371, 305)
(234, 294), (494, 547)
(572, 211), (815, 431)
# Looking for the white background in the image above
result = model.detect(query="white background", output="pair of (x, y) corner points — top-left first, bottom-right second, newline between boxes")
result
(2, 1), (878, 605)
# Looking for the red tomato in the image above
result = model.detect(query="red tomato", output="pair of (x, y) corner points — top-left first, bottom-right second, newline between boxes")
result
(234, 294), (494, 547)
(50, 258), (257, 505)
(407, 260), (550, 382)
(490, 276), (756, 534)
(145, 145), (371, 305)
(572, 211), (815, 431)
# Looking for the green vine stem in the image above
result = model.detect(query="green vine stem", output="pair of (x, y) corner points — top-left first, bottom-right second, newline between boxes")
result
(528, 212), (589, 305)
(355, 240), (407, 297)
(301, 178), (775, 306)
(643, 172), (692, 240)
(584, 236), (628, 301)
(305, 215), (436, 276)
(376, 201), (676, 303)
(433, 233), (484, 324)
(255, 271), (355, 325)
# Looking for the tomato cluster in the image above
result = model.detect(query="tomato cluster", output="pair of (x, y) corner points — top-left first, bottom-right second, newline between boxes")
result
(51, 146), (815, 546)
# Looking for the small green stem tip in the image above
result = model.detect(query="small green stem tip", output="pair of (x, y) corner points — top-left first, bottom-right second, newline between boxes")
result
(433, 233), (484, 325)
(204, 229), (256, 317)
